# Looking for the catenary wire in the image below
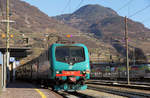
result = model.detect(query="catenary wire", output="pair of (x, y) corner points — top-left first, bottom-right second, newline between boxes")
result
(117, 0), (133, 12)
(61, 0), (71, 14)
(129, 3), (150, 18)
(75, 0), (84, 10)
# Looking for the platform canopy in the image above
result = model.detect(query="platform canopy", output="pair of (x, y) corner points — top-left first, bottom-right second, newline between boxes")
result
(0, 47), (31, 59)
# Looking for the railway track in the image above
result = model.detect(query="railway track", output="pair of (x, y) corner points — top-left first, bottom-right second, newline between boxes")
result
(89, 79), (150, 86)
(57, 91), (94, 98)
(55, 89), (127, 98)
(47, 86), (94, 98)
(47, 86), (127, 98)
(87, 80), (150, 90)
(44, 81), (150, 98)
(88, 84), (150, 98)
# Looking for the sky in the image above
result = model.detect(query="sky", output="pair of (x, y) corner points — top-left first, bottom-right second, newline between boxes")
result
(22, 0), (150, 28)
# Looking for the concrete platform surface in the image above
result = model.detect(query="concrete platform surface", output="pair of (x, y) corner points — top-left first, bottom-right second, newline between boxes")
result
(0, 81), (62, 98)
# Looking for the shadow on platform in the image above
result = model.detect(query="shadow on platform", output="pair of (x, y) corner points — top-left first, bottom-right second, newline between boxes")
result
(6, 81), (40, 89)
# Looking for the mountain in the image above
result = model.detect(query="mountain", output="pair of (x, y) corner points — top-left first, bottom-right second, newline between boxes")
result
(0, 0), (102, 48)
(0, 0), (117, 63)
(54, 4), (150, 62)
(55, 4), (118, 36)
(0, 0), (149, 63)
(54, 4), (150, 40)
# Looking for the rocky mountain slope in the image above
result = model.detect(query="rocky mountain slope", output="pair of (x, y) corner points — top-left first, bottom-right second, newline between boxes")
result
(0, 0), (117, 63)
(55, 4), (150, 41)
(54, 4), (150, 63)
(0, 0), (149, 63)
(0, 0), (104, 48)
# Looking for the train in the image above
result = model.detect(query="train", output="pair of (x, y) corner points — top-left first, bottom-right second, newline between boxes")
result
(91, 63), (150, 80)
(16, 43), (90, 91)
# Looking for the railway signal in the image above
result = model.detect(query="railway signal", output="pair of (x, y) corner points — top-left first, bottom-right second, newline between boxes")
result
(1, 34), (14, 38)
(10, 34), (13, 38)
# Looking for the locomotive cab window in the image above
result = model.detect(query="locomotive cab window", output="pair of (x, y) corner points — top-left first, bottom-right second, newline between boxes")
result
(55, 46), (85, 63)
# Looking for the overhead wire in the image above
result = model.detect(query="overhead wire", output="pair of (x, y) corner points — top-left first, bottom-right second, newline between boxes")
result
(117, 0), (133, 38)
(69, 0), (84, 17)
(75, 0), (84, 10)
(129, 3), (150, 18)
(117, 0), (133, 12)
(61, 0), (71, 14)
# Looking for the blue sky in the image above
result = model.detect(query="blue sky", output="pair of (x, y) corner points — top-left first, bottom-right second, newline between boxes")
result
(23, 0), (150, 28)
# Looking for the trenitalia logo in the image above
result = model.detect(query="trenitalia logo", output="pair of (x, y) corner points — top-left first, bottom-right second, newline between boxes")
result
(56, 71), (85, 77)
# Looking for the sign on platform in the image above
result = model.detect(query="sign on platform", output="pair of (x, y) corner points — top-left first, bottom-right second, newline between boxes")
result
(15, 61), (20, 66)
(10, 57), (15, 62)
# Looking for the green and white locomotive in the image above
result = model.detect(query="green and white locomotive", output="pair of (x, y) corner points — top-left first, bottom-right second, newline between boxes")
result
(16, 43), (90, 91)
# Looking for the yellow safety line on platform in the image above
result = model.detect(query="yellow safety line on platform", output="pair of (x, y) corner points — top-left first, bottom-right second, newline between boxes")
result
(35, 89), (46, 98)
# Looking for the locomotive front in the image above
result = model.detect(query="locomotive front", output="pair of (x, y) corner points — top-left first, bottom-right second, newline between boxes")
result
(51, 44), (90, 91)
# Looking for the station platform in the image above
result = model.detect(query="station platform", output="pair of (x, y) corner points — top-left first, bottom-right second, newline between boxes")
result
(0, 81), (62, 98)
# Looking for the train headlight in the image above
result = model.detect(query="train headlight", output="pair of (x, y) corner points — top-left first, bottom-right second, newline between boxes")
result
(86, 70), (90, 74)
(56, 71), (60, 74)
(83, 70), (90, 74)
(83, 71), (86, 74)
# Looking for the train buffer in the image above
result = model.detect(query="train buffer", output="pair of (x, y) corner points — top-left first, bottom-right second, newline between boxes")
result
(0, 81), (62, 98)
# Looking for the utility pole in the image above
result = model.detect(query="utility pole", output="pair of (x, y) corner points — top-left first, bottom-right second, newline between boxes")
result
(125, 16), (130, 85)
(3, 0), (10, 89)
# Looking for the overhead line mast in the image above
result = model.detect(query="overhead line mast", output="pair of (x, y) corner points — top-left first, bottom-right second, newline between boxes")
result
(125, 16), (130, 85)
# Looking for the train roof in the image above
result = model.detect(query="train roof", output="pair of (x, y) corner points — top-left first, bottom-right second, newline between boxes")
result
(51, 43), (87, 48)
